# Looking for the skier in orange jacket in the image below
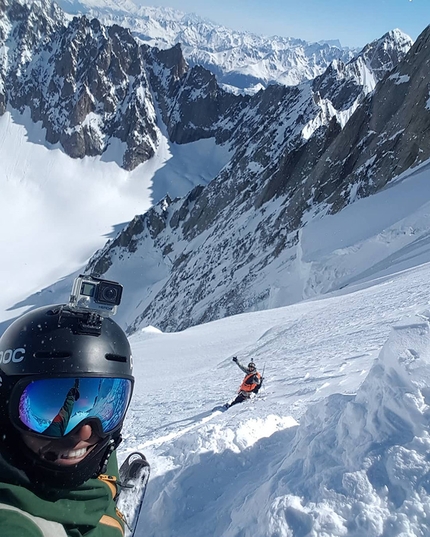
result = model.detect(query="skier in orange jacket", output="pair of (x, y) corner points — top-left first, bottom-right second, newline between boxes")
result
(226, 357), (262, 408)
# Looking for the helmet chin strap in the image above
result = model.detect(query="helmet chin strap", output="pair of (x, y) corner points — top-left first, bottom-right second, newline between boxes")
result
(97, 434), (122, 476)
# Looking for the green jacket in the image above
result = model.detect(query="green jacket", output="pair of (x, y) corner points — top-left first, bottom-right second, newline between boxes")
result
(0, 452), (125, 537)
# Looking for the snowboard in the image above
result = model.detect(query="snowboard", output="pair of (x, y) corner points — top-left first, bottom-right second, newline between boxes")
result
(117, 452), (150, 537)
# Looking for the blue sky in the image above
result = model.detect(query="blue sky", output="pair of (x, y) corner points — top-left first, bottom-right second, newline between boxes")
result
(138, 0), (429, 48)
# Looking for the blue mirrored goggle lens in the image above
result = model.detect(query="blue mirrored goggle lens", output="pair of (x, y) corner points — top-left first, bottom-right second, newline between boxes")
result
(18, 377), (132, 437)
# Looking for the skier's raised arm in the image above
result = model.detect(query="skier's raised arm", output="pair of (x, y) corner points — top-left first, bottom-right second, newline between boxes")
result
(232, 356), (251, 373)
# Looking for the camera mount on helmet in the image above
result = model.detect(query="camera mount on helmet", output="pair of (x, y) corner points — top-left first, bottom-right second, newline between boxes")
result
(69, 274), (123, 317)
(67, 274), (123, 335)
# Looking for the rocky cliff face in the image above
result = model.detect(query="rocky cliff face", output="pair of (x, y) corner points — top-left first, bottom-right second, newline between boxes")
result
(313, 29), (413, 116)
(0, 0), (159, 169)
(305, 26), (430, 213)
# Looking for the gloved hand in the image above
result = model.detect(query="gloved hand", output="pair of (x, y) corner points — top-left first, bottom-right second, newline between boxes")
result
(232, 356), (238, 362)
(67, 387), (80, 401)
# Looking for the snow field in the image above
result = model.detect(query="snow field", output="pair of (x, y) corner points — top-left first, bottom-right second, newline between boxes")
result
(121, 260), (430, 536)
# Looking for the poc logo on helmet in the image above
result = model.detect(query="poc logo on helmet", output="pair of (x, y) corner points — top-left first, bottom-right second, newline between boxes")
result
(0, 348), (25, 364)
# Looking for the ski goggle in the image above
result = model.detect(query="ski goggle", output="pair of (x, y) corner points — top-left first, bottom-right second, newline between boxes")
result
(11, 377), (133, 438)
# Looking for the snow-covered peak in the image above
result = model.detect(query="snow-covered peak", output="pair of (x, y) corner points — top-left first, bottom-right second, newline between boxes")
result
(0, 0), (422, 334)
(356, 28), (413, 77)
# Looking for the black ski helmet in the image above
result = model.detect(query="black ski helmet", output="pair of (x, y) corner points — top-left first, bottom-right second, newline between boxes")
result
(0, 304), (134, 490)
(248, 362), (256, 371)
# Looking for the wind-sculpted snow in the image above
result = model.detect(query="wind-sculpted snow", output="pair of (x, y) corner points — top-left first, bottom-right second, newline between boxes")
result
(262, 315), (430, 536)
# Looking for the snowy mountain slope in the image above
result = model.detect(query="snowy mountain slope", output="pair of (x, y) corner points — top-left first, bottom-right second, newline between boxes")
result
(1, 105), (430, 534)
(0, 6), (430, 533)
(54, 0), (359, 92)
(74, 27), (427, 333)
(2, 121), (430, 535)
(0, 0), (162, 170)
(122, 256), (430, 537)
(83, 156), (430, 335)
(0, 0), (418, 333)
(0, 0), (422, 328)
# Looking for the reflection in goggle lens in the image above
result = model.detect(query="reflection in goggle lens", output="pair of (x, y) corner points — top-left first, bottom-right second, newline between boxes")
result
(18, 377), (132, 437)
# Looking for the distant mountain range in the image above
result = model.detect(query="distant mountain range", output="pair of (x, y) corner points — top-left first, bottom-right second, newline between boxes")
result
(2, 0), (429, 334)
(54, 0), (359, 92)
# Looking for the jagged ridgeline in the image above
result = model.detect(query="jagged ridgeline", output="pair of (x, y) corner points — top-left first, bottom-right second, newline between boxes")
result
(55, 0), (360, 91)
(1, 0), (430, 332)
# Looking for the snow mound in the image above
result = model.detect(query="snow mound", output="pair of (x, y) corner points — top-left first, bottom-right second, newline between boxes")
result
(265, 312), (430, 537)
(140, 326), (164, 336)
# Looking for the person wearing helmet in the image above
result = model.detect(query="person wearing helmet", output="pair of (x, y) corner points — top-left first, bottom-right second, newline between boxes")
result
(226, 357), (262, 408)
(0, 303), (134, 536)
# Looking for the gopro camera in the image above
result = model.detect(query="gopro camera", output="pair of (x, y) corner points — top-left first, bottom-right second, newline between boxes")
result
(69, 274), (123, 317)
